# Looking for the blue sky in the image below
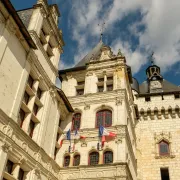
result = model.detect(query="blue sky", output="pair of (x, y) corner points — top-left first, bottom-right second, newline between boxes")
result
(11, 0), (180, 85)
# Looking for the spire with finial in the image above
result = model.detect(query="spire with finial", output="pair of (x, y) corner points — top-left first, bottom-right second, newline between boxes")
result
(149, 51), (155, 65)
(98, 22), (106, 42)
(146, 51), (162, 81)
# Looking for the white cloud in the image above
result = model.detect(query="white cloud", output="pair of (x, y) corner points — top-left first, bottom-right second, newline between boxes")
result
(58, 0), (180, 74)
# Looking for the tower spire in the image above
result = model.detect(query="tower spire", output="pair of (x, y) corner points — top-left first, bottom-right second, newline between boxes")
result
(149, 52), (155, 65)
(98, 22), (106, 42)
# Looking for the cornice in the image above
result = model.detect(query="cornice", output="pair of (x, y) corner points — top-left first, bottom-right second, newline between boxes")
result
(59, 163), (132, 180)
(68, 89), (126, 105)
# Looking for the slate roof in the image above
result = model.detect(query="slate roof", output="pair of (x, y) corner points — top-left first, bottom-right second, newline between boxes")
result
(17, 8), (33, 29)
(139, 79), (180, 94)
(75, 41), (104, 68)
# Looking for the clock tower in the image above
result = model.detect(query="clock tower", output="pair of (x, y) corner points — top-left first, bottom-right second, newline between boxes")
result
(146, 55), (163, 93)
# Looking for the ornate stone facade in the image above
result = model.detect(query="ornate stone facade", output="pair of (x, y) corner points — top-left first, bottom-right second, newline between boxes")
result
(0, 0), (180, 180)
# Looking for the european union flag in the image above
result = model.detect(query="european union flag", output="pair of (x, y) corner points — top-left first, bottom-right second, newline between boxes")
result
(66, 129), (71, 140)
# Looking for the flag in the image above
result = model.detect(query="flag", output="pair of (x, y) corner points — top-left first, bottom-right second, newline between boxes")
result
(66, 129), (71, 140)
(99, 125), (116, 137)
(59, 139), (63, 147)
(99, 125), (116, 146)
(74, 129), (86, 140)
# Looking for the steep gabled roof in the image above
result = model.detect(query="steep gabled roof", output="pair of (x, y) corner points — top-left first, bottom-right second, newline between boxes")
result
(75, 41), (104, 68)
(17, 8), (33, 29)
(1, 0), (36, 49)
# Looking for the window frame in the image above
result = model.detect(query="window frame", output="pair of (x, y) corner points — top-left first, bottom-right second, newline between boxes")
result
(64, 155), (70, 167)
(5, 160), (14, 174)
(76, 89), (84, 96)
(72, 113), (81, 131)
(29, 120), (35, 138)
(19, 109), (25, 128)
(103, 151), (113, 164)
(23, 91), (30, 105)
(18, 168), (25, 180)
(33, 103), (39, 116)
(96, 110), (112, 128)
(73, 154), (80, 166)
(89, 151), (99, 165)
(37, 87), (42, 99)
(159, 140), (170, 156)
(27, 75), (34, 88)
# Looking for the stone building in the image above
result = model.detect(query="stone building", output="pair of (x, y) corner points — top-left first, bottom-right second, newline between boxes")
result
(0, 0), (180, 180)
(59, 42), (180, 180)
(0, 0), (73, 179)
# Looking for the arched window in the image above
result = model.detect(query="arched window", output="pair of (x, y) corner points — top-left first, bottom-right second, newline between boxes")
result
(64, 155), (70, 167)
(159, 140), (169, 156)
(72, 113), (81, 130)
(73, 154), (80, 166)
(96, 110), (112, 127)
(89, 152), (99, 165)
(104, 151), (113, 164)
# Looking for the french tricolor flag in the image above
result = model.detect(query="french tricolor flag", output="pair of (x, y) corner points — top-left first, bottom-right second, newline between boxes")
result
(99, 125), (116, 146)
(74, 129), (86, 140)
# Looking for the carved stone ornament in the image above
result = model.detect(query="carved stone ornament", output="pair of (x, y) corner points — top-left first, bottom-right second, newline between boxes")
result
(116, 97), (122, 106)
(115, 137), (122, 144)
(97, 171), (104, 178)
(19, 156), (27, 165)
(154, 131), (171, 143)
(33, 168), (41, 180)
(22, 142), (28, 152)
(86, 71), (93, 76)
(49, 88), (56, 98)
(1, 125), (13, 138)
(84, 103), (90, 110)
(1, 142), (12, 153)
(117, 49), (124, 57)
(81, 141), (87, 147)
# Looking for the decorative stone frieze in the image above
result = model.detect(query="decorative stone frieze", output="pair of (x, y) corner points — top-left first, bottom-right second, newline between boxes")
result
(1, 142), (12, 153)
(84, 103), (90, 110)
(116, 97), (122, 106)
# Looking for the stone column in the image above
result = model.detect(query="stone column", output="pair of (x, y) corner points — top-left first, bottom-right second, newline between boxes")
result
(69, 153), (74, 167)
(103, 74), (107, 92)
(99, 150), (103, 164)
(0, 143), (11, 180)
(11, 164), (20, 179)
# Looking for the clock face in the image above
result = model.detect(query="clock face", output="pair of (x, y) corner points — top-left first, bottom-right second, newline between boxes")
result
(150, 81), (162, 89)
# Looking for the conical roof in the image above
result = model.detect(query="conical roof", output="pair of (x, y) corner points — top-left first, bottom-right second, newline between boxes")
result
(75, 41), (104, 68)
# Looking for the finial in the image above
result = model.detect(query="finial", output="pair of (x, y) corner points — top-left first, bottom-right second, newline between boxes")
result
(149, 52), (155, 65)
(98, 22), (106, 42)
(117, 49), (123, 56)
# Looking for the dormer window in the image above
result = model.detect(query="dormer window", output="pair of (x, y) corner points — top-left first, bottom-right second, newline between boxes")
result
(76, 80), (85, 96)
(97, 75), (113, 92)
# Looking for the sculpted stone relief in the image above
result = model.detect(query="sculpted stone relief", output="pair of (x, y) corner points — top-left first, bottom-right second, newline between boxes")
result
(60, 165), (127, 180)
